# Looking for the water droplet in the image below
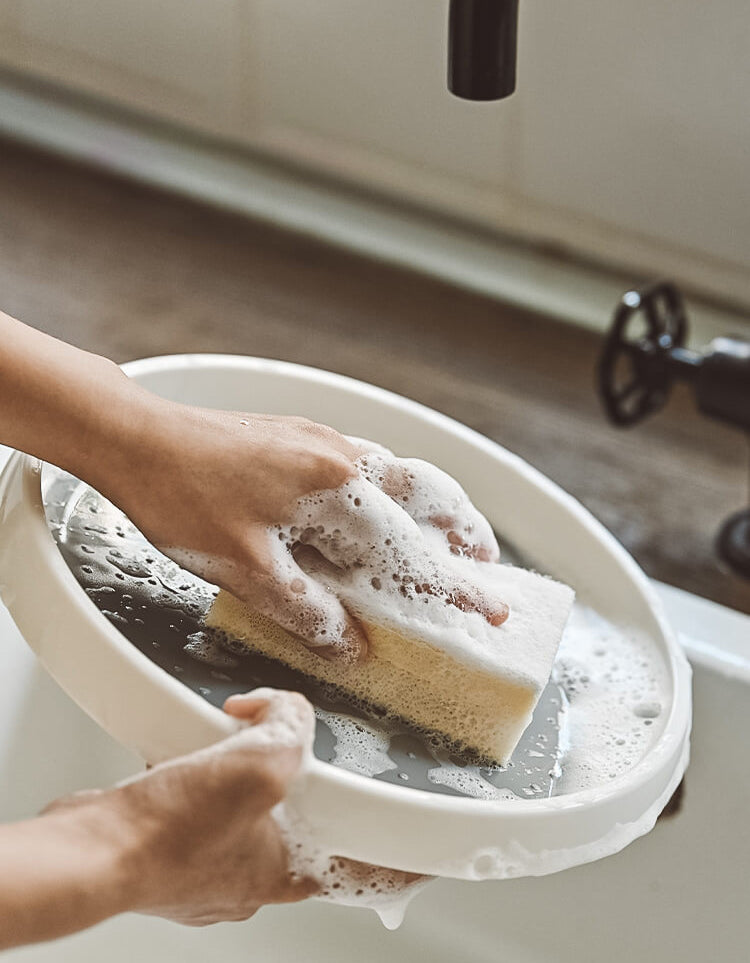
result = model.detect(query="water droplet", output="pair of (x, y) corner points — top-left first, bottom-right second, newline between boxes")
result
(633, 702), (661, 719)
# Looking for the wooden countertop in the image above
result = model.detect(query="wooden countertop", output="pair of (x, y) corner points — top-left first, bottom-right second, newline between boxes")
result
(1, 138), (747, 614)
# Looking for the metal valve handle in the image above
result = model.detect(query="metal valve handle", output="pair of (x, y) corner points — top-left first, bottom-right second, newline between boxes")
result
(597, 280), (750, 579)
(597, 281), (688, 427)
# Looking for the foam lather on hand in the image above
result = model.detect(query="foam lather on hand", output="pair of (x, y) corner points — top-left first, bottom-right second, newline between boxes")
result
(207, 452), (575, 765)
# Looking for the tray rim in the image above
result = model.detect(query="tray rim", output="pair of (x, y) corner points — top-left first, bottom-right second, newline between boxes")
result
(0, 353), (692, 878)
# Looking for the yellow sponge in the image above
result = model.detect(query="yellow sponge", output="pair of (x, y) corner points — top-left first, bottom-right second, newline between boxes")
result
(207, 563), (573, 765)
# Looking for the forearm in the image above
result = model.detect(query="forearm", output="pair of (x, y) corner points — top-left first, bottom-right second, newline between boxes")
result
(0, 805), (139, 950)
(0, 311), (153, 491)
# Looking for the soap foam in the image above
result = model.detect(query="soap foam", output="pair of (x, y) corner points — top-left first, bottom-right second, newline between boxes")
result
(44, 457), (678, 929)
(179, 440), (671, 898)
(265, 596), (674, 925)
(302, 602), (670, 804)
(184, 630), (240, 669)
(261, 599), (673, 927)
(315, 708), (397, 778)
(231, 689), (431, 929)
(273, 794), (431, 931)
(553, 605), (670, 792)
(427, 763), (518, 801)
(263, 448), (516, 667)
(160, 444), (559, 689)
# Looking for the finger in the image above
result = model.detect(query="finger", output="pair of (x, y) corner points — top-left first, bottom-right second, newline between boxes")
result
(353, 446), (413, 502)
(273, 870), (321, 905)
(405, 460), (500, 561)
(224, 688), (315, 751)
(222, 692), (272, 723)
(220, 689), (316, 796)
(287, 477), (506, 626)
(289, 477), (422, 572)
(326, 856), (428, 888)
(444, 582), (509, 627)
(412, 572), (509, 627)
(259, 560), (368, 664)
(290, 542), (343, 581)
(356, 453), (501, 562)
(342, 434), (393, 458)
(429, 513), (500, 563)
(347, 439), (419, 508)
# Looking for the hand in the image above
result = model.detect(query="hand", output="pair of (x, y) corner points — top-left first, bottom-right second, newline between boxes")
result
(42, 689), (426, 930)
(103, 401), (507, 664)
(43, 689), (318, 926)
(0, 313), (505, 663)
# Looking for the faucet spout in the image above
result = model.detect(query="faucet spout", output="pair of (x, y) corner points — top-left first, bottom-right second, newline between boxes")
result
(448, 0), (519, 101)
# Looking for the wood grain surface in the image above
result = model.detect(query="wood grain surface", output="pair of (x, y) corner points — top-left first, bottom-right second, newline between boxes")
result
(1, 137), (747, 614)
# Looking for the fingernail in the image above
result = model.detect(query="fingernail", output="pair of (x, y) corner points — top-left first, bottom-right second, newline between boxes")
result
(223, 693), (271, 718)
(488, 603), (510, 627)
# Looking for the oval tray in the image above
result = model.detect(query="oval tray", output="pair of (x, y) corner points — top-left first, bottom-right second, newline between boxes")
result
(0, 354), (691, 879)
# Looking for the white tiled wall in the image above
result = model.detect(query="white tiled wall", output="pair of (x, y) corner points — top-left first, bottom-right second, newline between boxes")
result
(1, 0), (748, 307)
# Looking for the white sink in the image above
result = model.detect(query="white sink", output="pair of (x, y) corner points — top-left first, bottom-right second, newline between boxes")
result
(1, 580), (747, 962)
(0, 357), (745, 960)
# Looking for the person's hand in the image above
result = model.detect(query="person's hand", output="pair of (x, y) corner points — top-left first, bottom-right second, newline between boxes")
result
(42, 689), (318, 925)
(101, 400), (508, 664)
(41, 689), (425, 928)
(0, 311), (505, 663)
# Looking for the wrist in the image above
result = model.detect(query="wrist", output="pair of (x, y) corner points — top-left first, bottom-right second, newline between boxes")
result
(66, 359), (169, 498)
(0, 793), (146, 947)
(53, 789), (151, 919)
(95, 782), (179, 916)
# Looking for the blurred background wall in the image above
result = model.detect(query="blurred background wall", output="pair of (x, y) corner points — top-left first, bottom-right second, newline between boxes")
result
(1, 0), (748, 312)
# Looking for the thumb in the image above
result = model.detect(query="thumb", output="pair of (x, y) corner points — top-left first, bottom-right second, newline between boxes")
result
(221, 692), (272, 723)
(223, 688), (316, 755)
(252, 562), (368, 665)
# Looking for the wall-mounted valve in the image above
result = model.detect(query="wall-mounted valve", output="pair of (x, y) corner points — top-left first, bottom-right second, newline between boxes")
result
(598, 281), (750, 578)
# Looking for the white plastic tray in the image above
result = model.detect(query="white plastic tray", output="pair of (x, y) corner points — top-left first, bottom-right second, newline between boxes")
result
(0, 354), (691, 878)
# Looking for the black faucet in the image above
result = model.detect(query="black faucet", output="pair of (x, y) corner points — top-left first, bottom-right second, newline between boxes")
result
(448, 0), (519, 101)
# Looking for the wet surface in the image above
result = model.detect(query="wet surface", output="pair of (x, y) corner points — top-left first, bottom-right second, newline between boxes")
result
(43, 465), (568, 801)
